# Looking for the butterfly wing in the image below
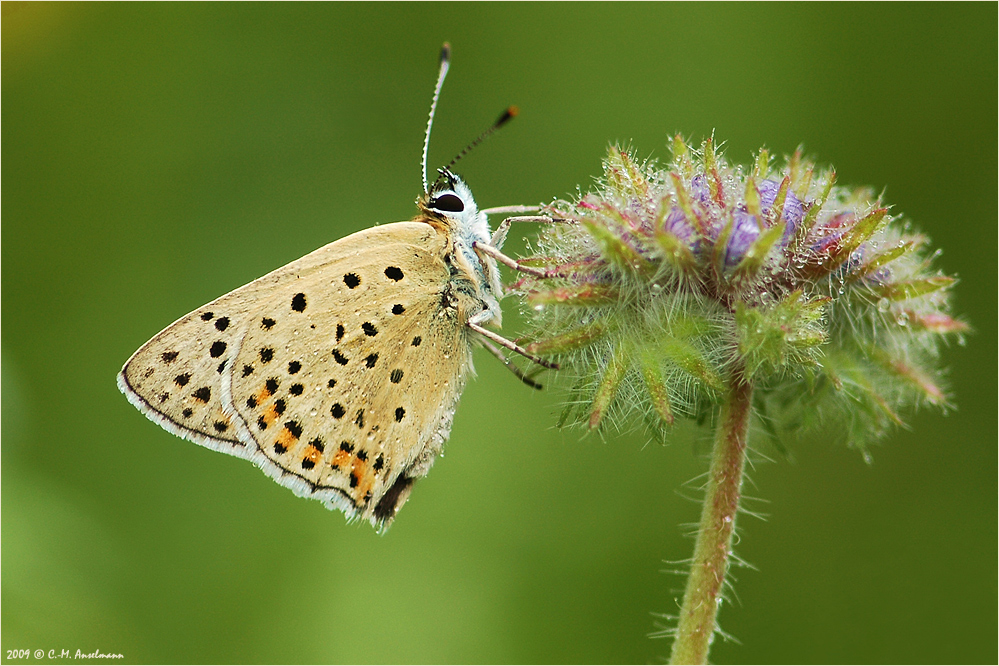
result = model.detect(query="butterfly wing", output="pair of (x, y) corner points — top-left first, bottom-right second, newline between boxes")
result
(119, 221), (474, 528)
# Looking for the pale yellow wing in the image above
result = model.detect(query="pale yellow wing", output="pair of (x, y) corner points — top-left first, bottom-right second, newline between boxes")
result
(119, 221), (474, 528)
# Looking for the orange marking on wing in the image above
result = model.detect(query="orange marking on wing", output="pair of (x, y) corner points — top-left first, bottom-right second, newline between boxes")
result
(351, 458), (368, 479)
(259, 403), (281, 426)
(256, 386), (272, 404)
(332, 450), (351, 468)
(357, 475), (375, 503)
(303, 445), (322, 467)
(276, 427), (298, 450)
(350, 458), (373, 500)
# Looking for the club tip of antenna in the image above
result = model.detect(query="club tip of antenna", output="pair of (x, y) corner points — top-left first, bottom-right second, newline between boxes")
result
(440, 43), (451, 63)
(496, 105), (519, 127)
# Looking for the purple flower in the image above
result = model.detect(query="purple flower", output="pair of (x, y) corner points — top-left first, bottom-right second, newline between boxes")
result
(690, 174), (711, 205)
(725, 210), (761, 266)
(758, 179), (805, 241)
(663, 206), (695, 243)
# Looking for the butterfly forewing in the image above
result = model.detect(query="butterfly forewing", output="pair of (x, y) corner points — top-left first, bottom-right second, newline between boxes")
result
(120, 221), (473, 527)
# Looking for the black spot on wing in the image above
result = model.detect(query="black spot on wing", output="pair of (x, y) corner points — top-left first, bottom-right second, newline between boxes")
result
(343, 273), (361, 289)
(201, 312), (214, 321)
(390, 369), (403, 383)
(192, 386), (211, 403)
(174, 373), (191, 387)
(332, 349), (348, 365)
(336, 324), (345, 341)
(260, 348), (274, 363)
(161, 351), (179, 363)
(291, 293), (307, 312)
(214, 317), (230, 331)
(392, 304), (405, 315)
(289, 383), (304, 396)
(364, 353), (378, 368)
(288, 361), (301, 374)
(412, 336), (422, 347)
(331, 403), (345, 419)
(284, 420), (303, 439)
(394, 407), (405, 422)
(242, 364), (254, 377)
(362, 322), (378, 336)
(262, 317), (276, 330)
(384, 266), (404, 281)
(210, 341), (227, 358)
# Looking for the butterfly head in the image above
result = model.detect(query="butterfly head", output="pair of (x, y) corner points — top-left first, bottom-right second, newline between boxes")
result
(420, 168), (489, 242)
(418, 168), (503, 325)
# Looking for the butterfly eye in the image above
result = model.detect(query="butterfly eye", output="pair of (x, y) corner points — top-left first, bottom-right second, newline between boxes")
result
(429, 194), (464, 213)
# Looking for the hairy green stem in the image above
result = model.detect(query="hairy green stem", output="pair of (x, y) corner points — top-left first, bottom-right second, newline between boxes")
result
(670, 372), (753, 664)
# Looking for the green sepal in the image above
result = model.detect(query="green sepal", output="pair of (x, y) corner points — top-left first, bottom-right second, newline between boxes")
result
(658, 337), (725, 394)
(639, 353), (674, 426)
(605, 146), (649, 199)
(734, 291), (828, 378)
(793, 170), (837, 252)
(527, 283), (618, 306)
(752, 149), (769, 180)
(847, 242), (913, 282)
(712, 216), (735, 278)
(769, 175), (791, 223)
(654, 229), (698, 274)
(525, 320), (609, 355)
(582, 218), (653, 274)
(732, 221), (786, 284)
(670, 172), (709, 239)
(703, 137), (724, 205)
(823, 207), (889, 271)
(867, 346), (947, 407)
(588, 343), (631, 429)
(744, 176), (762, 217)
(874, 276), (955, 301)
(671, 134), (693, 179)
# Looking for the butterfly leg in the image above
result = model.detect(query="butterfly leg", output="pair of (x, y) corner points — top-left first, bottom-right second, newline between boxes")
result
(479, 338), (544, 390)
(466, 315), (559, 370)
(473, 240), (562, 279)
(486, 214), (563, 249)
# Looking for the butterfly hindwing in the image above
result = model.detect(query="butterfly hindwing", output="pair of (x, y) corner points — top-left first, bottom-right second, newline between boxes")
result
(120, 221), (473, 528)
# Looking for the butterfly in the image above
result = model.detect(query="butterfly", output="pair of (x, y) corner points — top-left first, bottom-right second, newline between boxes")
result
(117, 44), (555, 531)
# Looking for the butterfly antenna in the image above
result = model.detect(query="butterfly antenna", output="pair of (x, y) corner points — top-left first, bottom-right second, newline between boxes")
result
(431, 106), (519, 191)
(422, 43), (451, 193)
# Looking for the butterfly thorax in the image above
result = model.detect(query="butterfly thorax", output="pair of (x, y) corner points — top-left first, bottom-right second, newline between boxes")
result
(417, 174), (503, 327)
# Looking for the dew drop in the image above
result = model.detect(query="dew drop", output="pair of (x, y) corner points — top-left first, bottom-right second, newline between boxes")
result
(895, 312), (909, 326)
(877, 298), (890, 312)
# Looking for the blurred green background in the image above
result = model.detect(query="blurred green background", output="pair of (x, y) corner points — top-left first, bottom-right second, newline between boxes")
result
(3, 3), (995, 664)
